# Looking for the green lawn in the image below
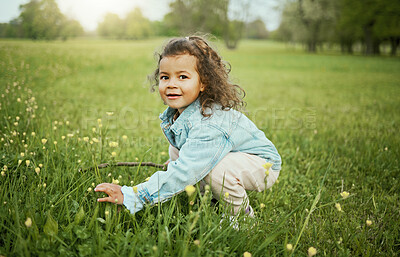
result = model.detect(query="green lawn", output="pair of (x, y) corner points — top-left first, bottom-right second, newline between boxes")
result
(0, 39), (399, 256)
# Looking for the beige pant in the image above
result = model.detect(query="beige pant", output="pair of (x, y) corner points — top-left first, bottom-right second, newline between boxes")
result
(169, 145), (280, 215)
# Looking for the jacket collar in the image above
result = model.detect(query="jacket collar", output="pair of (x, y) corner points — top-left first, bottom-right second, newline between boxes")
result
(159, 98), (201, 130)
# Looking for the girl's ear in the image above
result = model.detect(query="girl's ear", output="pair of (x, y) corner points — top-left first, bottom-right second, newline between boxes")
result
(200, 83), (206, 92)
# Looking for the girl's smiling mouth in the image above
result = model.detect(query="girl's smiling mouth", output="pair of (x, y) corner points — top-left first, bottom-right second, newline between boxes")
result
(166, 93), (182, 99)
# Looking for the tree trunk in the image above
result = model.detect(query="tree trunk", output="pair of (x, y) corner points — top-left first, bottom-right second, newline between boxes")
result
(390, 37), (400, 56)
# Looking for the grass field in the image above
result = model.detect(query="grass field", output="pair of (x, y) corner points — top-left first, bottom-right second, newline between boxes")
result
(0, 38), (399, 256)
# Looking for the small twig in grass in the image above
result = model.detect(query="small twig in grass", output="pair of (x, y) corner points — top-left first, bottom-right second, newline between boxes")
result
(79, 162), (167, 172)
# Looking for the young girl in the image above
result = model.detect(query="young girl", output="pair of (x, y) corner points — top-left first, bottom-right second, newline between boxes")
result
(95, 36), (281, 217)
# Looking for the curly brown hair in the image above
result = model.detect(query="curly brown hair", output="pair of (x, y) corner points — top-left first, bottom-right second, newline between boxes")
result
(149, 36), (245, 117)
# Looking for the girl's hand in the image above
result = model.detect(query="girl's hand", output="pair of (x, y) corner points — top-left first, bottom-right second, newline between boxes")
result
(94, 183), (124, 205)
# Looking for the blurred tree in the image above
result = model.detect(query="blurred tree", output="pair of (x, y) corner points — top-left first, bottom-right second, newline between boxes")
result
(60, 19), (84, 40)
(125, 8), (153, 39)
(19, 0), (65, 40)
(164, 0), (249, 49)
(245, 19), (269, 39)
(17, 0), (83, 40)
(97, 13), (124, 39)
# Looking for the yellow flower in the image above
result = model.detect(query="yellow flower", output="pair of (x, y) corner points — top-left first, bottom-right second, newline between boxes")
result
(25, 217), (32, 227)
(122, 135), (128, 140)
(308, 247), (317, 257)
(185, 185), (196, 196)
(20, 152), (25, 157)
(14, 122), (18, 126)
(106, 112), (114, 116)
(286, 244), (293, 251)
(366, 219), (372, 226)
(53, 141), (57, 145)
(265, 170), (270, 176)
(3, 165), (7, 171)
(340, 191), (350, 199)
(39, 164), (43, 168)
(41, 138), (47, 144)
(43, 183), (46, 188)
(112, 179), (119, 184)
(67, 133), (74, 138)
(61, 136), (66, 140)
(111, 152), (117, 157)
(243, 252), (252, 257)
(25, 160), (30, 166)
(260, 203), (266, 209)
(224, 192), (229, 198)
(97, 119), (102, 124)
(35, 167), (40, 174)
(145, 177), (150, 182)
(83, 137), (89, 142)
(105, 210), (109, 216)
(17, 98), (21, 102)
(87, 187), (92, 192)
(1, 171), (5, 176)
(16, 116), (20, 121)
(109, 141), (118, 148)
(92, 138), (99, 143)
(132, 186), (138, 193)
(335, 203), (342, 212)
(66, 121), (70, 125)
(18, 160), (22, 165)
(194, 239), (200, 246)
(263, 162), (273, 170)
(92, 127), (96, 132)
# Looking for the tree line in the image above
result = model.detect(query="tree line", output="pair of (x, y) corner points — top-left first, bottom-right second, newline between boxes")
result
(1, 0), (398, 55)
(0, 0), (267, 49)
(275, 0), (400, 55)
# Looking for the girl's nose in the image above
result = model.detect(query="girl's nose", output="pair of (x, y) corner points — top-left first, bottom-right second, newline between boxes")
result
(167, 79), (178, 88)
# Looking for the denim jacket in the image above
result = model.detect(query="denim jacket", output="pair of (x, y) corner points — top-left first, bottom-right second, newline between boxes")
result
(121, 99), (281, 214)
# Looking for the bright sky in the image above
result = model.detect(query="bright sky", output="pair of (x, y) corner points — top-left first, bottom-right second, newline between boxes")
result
(0, 0), (280, 31)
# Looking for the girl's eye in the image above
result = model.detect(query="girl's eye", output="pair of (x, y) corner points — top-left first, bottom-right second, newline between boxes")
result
(179, 75), (188, 79)
(160, 75), (169, 80)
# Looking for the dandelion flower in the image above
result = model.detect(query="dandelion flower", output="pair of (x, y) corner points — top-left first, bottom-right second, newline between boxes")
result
(185, 185), (196, 196)
(26, 160), (30, 166)
(53, 141), (57, 145)
(194, 239), (200, 246)
(53, 126), (57, 130)
(39, 164), (43, 168)
(92, 138), (99, 143)
(132, 186), (138, 193)
(105, 211), (109, 216)
(265, 170), (270, 176)
(31, 132), (35, 136)
(62, 136), (66, 140)
(67, 133), (73, 138)
(16, 116), (20, 121)
(18, 160), (22, 165)
(366, 219), (372, 226)
(17, 98), (21, 102)
(286, 244), (293, 251)
(83, 137), (89, 142)
(122, 135), (128, 140)
(35, 167), (40, 175)
(340, 191), (350, 199)
(106, 112), (114, 116)
(308, 247), (317, 257)
(145, 177), (150, 181)
(97, 119), (102, 124)
(111, 152), (117, 157)
(112, 179), (119, 185)
(20, 152), (25, 157)
(260, 203), (266, 209)
(109, 141), (118, 148)
(263, 162), (273, 170)
(43, 183), (46, 188)
(243, 252), (252, 257)
(335, 203), (342, 212)
(41, 138), (47, 144)
(1, 171), (5, 176)
(12, 131), (17, 136)
(3, 165), (7, 171)
(224, 192), (229, 198)
(14, 122), (18, 126)
(87, 187), (92, 192)
(25, 217), (32, 227)
(66, 121), (70, 125)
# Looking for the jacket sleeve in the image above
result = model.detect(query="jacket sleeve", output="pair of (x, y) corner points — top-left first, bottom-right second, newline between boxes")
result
(121, 124), (232, 214)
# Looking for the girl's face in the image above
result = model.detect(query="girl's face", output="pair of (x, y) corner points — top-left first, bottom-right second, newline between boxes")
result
(159, 54), (205, 114)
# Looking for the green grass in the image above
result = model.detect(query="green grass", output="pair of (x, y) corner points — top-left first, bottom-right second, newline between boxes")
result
(0, 38), (399, 256)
